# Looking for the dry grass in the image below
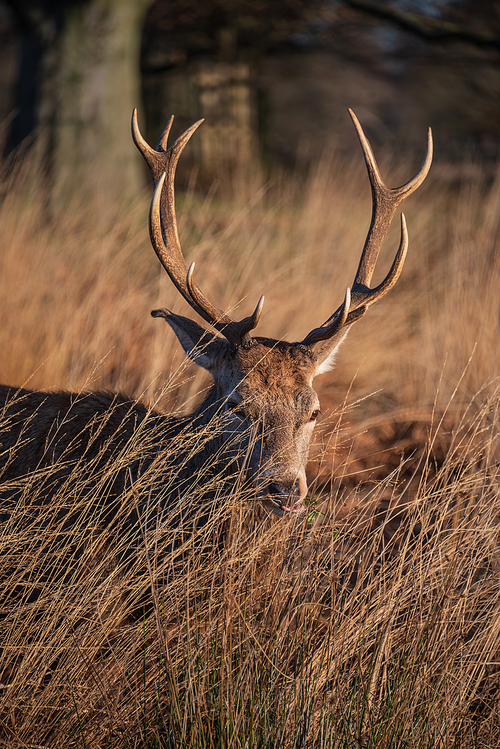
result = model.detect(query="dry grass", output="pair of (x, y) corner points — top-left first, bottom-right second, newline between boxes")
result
(0, 137), (499, 747)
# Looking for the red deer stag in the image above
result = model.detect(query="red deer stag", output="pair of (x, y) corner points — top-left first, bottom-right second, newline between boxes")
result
(0, 110), (432, 520)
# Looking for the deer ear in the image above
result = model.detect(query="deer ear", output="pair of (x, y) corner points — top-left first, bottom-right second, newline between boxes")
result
(311, 329), (349, 377)
(151, 309), (227, 371)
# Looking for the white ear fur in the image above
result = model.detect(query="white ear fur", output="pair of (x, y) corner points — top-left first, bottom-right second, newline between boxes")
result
(314, 348), (339, 376)
(312, 329), (349, 377)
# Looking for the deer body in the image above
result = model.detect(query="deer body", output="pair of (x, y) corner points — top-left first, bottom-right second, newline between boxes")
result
(0, 337), (320, 517)
(0, 110), (432, 520)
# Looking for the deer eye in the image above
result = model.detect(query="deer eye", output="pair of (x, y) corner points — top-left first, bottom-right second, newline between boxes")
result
(310, 409), (320, 422)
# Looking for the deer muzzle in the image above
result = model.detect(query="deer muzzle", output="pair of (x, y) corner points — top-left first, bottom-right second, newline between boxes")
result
(261, 478), (307, 517)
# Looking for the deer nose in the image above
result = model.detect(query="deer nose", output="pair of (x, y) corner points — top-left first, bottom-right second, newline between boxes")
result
(268, 481), (301, 501)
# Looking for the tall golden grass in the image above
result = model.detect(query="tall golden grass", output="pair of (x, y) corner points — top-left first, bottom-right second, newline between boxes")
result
(0, 138), (499, 747)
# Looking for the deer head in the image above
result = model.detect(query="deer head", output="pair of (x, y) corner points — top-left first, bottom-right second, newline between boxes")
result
(132, 110), (432, 516)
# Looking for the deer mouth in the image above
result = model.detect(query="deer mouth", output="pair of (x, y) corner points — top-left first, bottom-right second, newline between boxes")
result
(262, 492), (306, 517)
(256, 477), (307, 516)
(281, 501), (305, 514)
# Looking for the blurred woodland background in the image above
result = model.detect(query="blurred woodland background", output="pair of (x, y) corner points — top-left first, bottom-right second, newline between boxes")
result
(2, 0), (500, 203)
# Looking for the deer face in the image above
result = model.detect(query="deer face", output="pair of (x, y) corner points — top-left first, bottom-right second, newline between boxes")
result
(222, 339), (320, 516)
(157, 314), (336, 516)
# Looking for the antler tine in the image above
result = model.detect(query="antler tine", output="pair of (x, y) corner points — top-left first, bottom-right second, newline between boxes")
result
(148, 175), (241, 345)
(301, 112), (432, 348)
(302, 287), (353, 347)
(131, 108), (158, 167)
(132, 109), (203, 185)
(148, 174), (220, 320)
(350, 109), (432, 294)
(186, 263), (265, 341)
(135, 110), (265, 347)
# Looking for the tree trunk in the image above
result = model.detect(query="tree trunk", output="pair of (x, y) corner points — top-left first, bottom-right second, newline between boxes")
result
(143, 59), (259, 181)
(195, 61), (259, 177)
(8, 0), (149, 213)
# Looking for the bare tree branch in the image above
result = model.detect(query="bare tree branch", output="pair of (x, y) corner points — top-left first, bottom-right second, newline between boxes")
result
(343, 0), (500, 50)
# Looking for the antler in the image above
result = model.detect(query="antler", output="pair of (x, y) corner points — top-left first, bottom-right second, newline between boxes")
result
(132, 109), (264, 347)
(302, 109), (433, 347)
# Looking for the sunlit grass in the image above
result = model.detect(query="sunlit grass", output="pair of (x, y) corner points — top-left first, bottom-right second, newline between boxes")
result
(0, 139), (499, 746)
